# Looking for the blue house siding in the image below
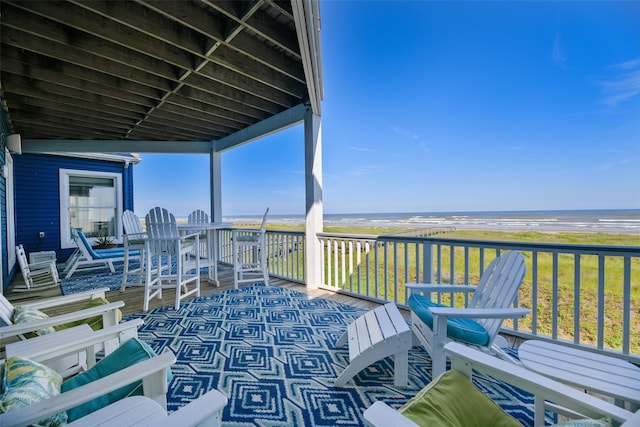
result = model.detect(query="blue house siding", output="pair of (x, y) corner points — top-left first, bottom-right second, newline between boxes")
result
(0, 113), (10, 291)
(14, 153), (134, 267)
(123, 164), (134, 212)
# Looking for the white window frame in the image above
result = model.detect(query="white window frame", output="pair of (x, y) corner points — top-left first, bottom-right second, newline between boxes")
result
(59, 168), (123, 249)
(6, 151), (16, 270)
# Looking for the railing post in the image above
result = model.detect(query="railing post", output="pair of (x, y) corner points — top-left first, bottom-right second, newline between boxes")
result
(304, 107), (323, 289)
(422, 241), (433, 283)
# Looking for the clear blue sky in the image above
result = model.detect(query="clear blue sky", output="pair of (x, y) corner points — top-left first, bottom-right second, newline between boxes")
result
(134, 1), (640, 217)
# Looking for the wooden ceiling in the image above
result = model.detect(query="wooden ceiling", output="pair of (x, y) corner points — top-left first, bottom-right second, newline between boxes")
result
(0, 0), (322, 153)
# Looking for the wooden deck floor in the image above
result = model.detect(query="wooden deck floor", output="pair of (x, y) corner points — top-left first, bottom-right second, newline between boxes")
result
(5, 265), (386, 319)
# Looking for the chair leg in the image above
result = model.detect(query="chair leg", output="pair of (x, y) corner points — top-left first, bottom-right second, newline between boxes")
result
(261, 243), (269, 286)
(232, 240), (239, 290)
(431, 314), (449, 378)
(175, 261), (182, 310)
(143, 253), (152, 312)
(120, 248), (130, 292)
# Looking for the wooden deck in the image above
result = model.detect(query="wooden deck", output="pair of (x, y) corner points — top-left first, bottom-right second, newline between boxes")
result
(5, 264), (384, 320)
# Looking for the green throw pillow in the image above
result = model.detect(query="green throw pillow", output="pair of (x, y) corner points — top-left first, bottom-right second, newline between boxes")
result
(398, 370), (521, 427)
(0, 356), (68, 427)
(54, 297), (123, 332)
(12, 306), (56, 337)
(61, 337), (171, 422)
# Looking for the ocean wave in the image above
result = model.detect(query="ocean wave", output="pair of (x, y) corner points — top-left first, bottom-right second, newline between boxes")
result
(223, 210), (640, 233)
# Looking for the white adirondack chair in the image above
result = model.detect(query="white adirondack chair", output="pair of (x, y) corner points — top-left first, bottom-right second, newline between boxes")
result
(0, 329), (228, 427)
(407, 250), (529, 377)
(0, 288), (123, 342)
(363, 342), (637, 427)
(14, 244), (60, 292)
(121, 210), (147, 291)
(143, 207), (200, 311)
(187, 209), (210, 259)
(5, 319), (144, 378)
(231, 207), (269, 289)
(63, 229), (139, 279)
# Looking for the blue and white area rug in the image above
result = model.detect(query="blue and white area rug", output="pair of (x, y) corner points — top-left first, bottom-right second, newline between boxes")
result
(60, 260), (210, 295)
(124, 283), (543, 426)
(60, 261), (133, 295)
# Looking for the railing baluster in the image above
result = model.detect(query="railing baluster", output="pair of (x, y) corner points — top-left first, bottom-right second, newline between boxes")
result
(574, 254), (581, 344)
(335, 239), (339, 287)
(531, 251), (538, 335)
(598, 255), (605, 349)
(393, 242), (399, 302)
(623, 257), (631, 354)
(552, 252), (559, 340)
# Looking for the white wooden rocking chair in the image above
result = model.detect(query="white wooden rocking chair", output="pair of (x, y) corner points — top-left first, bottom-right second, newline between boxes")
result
(14, 244), (60, 292)
(407, 250), (529, 377)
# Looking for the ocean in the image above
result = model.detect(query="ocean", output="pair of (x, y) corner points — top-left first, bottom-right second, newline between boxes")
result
(224, 209), (640, 234)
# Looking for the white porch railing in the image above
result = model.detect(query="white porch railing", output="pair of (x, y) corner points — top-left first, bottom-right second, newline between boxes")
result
(317, 232), (640, 364)
(218, 229), (306, 283)
(218, 228), (639, 363)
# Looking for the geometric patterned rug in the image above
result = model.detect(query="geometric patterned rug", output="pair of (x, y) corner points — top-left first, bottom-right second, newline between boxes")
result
(123, 283), (545, 426)
(60, 261), (136, 295)
(60, 260), (211, 295)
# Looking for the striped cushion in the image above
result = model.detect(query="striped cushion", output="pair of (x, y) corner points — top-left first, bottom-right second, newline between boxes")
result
(408, 294), (490, 346)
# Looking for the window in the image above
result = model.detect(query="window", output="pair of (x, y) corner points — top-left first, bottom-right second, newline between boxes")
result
(60, 169), (123, 248)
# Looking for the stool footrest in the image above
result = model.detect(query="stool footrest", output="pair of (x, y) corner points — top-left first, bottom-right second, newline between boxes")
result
(335, 303), (412, 387)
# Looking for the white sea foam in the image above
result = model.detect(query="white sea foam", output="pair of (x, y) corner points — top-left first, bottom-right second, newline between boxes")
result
(221, 210), (640, 233)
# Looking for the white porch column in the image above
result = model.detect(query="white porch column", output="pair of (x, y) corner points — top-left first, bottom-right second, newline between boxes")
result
(304, 106), (323, 289)
(209, 150), (222, 222)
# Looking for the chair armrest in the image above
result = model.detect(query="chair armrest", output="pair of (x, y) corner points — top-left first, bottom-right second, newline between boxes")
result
(156, 390), (229, 427)
(0, 351), (176, 427)
(428, 307), (530, 320)
(363, 401), (418, 427)
(406, 283), (477, 296)
(232, 227), (261, 232)
(180, 232), (200, 240)
(0, 301), (124, 340)
(124, 233), (146, 241)
(621, 410), (640, 426)
(28, 260), (57, 270)
(7, 319), (143, 366)
(444, 342), (634, 425)
(21, 288), (110, 310)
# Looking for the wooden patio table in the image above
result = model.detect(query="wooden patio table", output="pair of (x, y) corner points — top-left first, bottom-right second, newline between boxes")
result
(518, 340), (640, 410)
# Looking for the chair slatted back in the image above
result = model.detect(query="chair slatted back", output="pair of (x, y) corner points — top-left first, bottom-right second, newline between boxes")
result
(188, 209), (209, 224)
(145, 207), (180, 256)
(259, 208), (269, 233)
(469, 251), (526, 340)
(123, 210), (145, 239)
